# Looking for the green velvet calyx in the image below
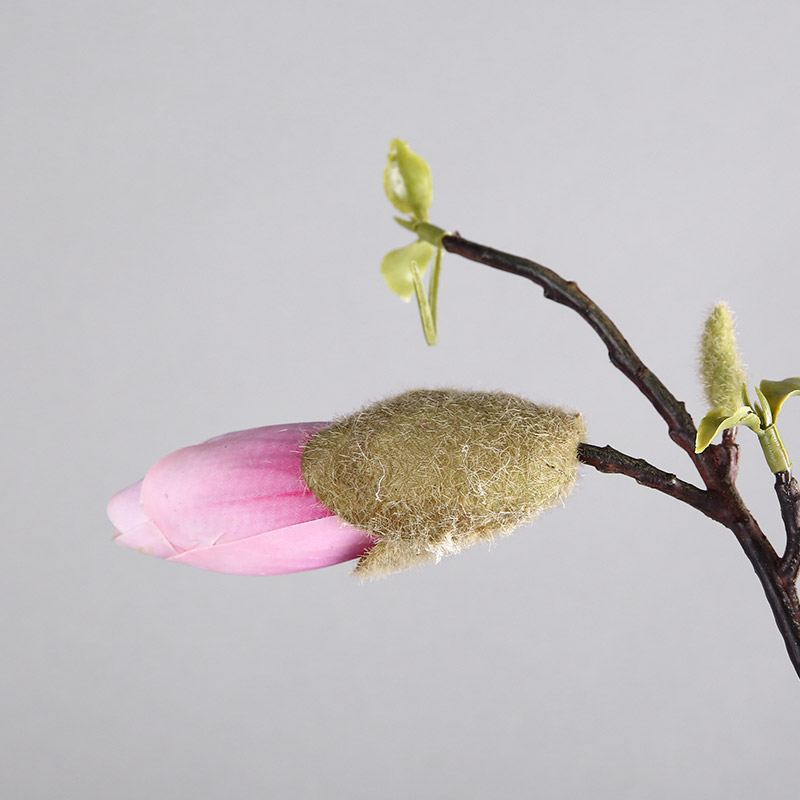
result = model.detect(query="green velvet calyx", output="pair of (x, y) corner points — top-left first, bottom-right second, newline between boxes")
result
(302, 389), (586, 578)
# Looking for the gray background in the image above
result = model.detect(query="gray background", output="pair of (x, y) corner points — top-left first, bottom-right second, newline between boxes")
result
(4, 1), (800, 797)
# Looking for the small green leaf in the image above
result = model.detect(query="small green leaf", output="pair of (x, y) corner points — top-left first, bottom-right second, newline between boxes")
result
(759, 378), (800, 422)
(381, 241), (435, 301)
(695, 406), (759, 452)
(384, 140), (433, 221)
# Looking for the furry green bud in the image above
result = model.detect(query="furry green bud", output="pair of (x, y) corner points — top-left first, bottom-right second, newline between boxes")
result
(383, 139), (433, 221)
(302, 389), (586, 578)
(699, 302), (747, 412)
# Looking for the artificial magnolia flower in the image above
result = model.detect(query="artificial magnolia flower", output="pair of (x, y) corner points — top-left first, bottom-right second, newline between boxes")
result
(109, 390), (585, 578)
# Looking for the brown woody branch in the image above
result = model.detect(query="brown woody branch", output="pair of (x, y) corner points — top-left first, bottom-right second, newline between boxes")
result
(442, 232), (800, 679)
(577, 443), (712, 518)
(442, 234), (698, 455)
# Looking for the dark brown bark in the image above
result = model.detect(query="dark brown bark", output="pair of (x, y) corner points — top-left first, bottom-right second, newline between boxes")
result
(775, 472), (800, 583)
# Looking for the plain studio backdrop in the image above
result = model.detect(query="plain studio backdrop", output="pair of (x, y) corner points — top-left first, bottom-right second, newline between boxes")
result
(4, 2), (800, 798)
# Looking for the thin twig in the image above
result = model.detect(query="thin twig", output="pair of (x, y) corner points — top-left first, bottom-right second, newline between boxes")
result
(442, 234), (697, 455)
(577, 443), (713, 518)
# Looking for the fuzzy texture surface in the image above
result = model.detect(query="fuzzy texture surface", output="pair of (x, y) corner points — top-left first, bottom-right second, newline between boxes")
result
(301, 389), (586, 578)
(699, 302), (747, 412)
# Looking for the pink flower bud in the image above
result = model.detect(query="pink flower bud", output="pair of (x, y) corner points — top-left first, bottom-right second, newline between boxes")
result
(107, 422), (376, 575)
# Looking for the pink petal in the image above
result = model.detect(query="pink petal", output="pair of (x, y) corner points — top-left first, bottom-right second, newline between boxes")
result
(166, 516), (375, 575)
(140, 422), (333, 551)
(107, 479), (148, 532)
(114, 520), (178, 559)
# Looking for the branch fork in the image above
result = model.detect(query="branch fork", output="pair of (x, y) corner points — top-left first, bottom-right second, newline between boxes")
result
(442, 232), (800, 678)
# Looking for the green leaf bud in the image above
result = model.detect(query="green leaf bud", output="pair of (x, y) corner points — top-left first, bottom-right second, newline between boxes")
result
(302, 389), (586, 579)
(383, 139), (433, 221)
(699, 302), (747, 413)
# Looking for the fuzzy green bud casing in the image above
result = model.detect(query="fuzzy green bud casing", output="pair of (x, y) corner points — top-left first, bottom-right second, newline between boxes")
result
(301, 389), (586, 578)
(383, 139), (433, 221)
(699, 302), (747, 412)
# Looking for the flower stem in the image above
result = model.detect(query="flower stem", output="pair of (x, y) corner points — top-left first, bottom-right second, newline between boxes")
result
(577, 443), (711, 517)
